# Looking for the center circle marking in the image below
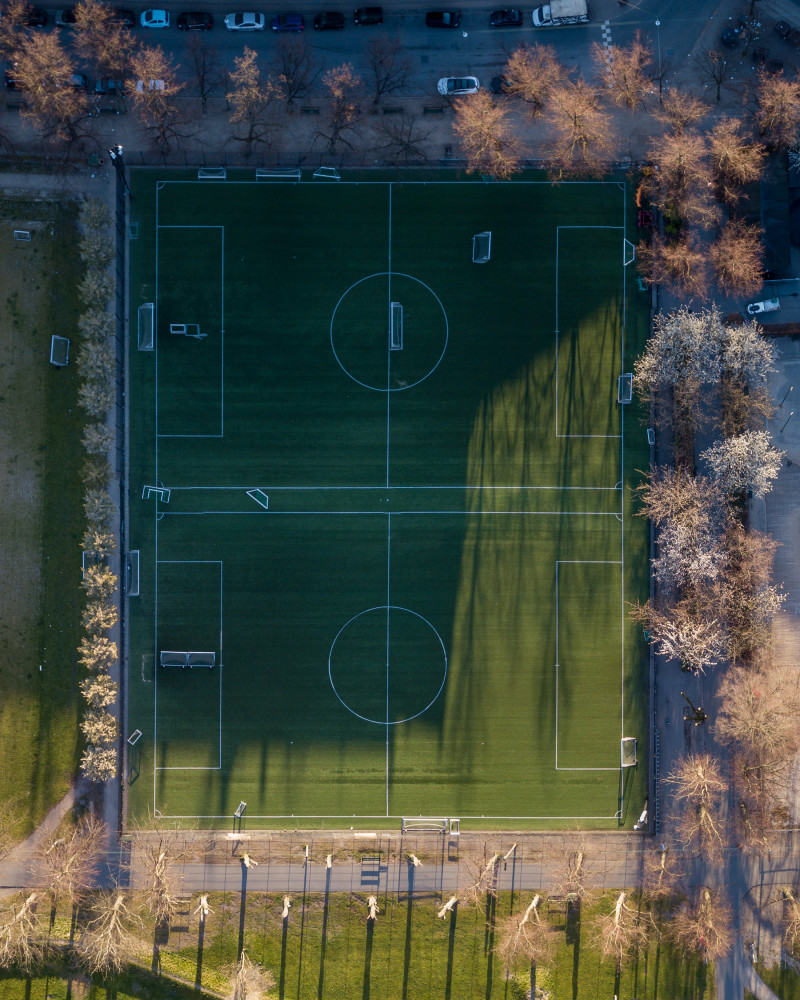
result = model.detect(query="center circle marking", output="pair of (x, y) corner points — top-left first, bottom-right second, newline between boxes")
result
(328, 605), (448, 725)
(330, 272), (449, 392)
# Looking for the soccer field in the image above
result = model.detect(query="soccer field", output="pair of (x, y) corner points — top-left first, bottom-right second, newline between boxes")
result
(125, 171), (650, 829)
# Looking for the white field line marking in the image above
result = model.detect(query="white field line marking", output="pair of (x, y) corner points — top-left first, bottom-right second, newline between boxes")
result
(386, 184), (392, 489)
(155, 179), (626, 188)
(386, 512), (391, 817)
(555, 559), (623, 773)
(160, 509), (623, 516)
(167, 484), (623, 491)
(150, 811), (623, 820)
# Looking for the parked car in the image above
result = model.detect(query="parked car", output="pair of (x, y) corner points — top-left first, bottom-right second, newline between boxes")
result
(140, 8), (170, 26)
(177, 11), (213, 29)
(313, 10), (345, 28)
(490, 75), (508, 94)
(224, 11), (266, 29)
(4, 65), (22, 90)
(353, 6), (383, 24)
(113, 8), (135, 26)
(272, 13), (304, 30)
(425, 10), (461, 27)
(489, 8), (522, 25)
(54, 8), (77, 27)
(26, 7), (48, 26)
(68, 73), (89, 90)
(95, 77), (123, 94)
(747, 297), (780, 315)
(437, 75), (479, 95)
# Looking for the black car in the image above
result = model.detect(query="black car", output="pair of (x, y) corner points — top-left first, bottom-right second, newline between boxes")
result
(314, 10), (345, 28)
(489, 8), (522, 26)
(177, 11), (213, 29)
(425, 9), (461, 27)
(27, 7), (48, 26)
(353, 6), (383, 24)
(113, 7), (135, 26)
(490, 75), (508, 94)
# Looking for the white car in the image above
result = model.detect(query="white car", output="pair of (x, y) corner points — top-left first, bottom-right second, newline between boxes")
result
(437, 76), (480, 95)
(140, 8), (169, 26)
(224, 11), (266, 30)
(746, 297), (780, 315)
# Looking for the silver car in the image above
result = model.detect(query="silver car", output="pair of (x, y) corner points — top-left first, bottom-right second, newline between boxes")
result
(437, 76), (479, 95)
(224, 11), (266, 29)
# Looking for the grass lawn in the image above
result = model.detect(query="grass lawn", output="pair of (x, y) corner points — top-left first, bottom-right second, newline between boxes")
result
(0, 195), (84, 841)
(0, 890), (714, 1000)
(126, 171), (651, 829)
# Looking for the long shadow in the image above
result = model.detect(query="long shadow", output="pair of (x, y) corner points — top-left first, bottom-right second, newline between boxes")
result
(444, 906), (458, 1000)
(279, 917), (289, 1000)
(296, 860), (309, 998)
(484, 893), (496, 1000)
(568, 897), (581, 1000)
(317, 868), (331, 999)
(195, 916), (206, 988)
(238, 863), (248, 958)
(362, 919), (375, 1000)
(401, 866), (415, 999)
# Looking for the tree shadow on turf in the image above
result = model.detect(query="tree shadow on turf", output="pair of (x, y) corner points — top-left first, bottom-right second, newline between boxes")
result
(362, 919), (375, 1000)
(317, 867), (332, 999)
(401, 867), (415, 998)
(444, 906), (458, 1000)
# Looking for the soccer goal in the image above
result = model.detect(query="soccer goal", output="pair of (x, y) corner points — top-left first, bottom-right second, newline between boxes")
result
(126, 550), (140, 597)
(623, 238), (636, 266)
(472, 231), (492, 263)
(621, 737), (637, 768)
(256, 167), (301, 181)
(390, 301), (403, 351)
(49, 335), (70, 367)
(617, 373), (633, 404)
(401, 818), (448, 833)
(198, 167), (226, 180)
(138, 303), (154, 351)
(247, 488), (269, 510)
(313, 166), (340, 181)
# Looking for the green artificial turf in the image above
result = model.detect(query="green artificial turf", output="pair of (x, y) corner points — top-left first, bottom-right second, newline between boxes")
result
(126, 172), (650, 828)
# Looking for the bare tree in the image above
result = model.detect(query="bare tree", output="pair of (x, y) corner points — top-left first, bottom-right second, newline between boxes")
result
(80, 745), (117, 782)
(637, 233), (710, 301)
(721, 523), (784, 664)
(127, 46), (194, 150)
(363, 35), (410, 105)
(11, 32), (94, 145)
(73, 0), (134, 79)
(79, 270), (115, 309)
(591, 31), (653, 109)
(80, 674), (117, 709)
(315, 63), (361, 152)
(375, 114), (432, 164)
(694, 47), (729, 101)
(459, 849), (500, 908)
(82, 600), (118, 635)
(495, 895), (552, 978)
(80, 708), (117, 747)
(81, 564), (117, 600)
(78, 635), (118, 673)
(83, 488), (115, 529)
(187, 33), (220, 113)
(669, 887), (732, 960)
(0, 894), (42, 972)
(642, 842), (684, 900)
(782, 889), (800, 956)
(36, 815), (105, 911)
(652, 88), (710, 132)
(546, 841), (598, 902)
(452, 91), (523, 178)
(754, 70), (800, 148)
(544, 77), (619, 177)
(273, 37), (319, 105)
(595, 891), (650, 971)
(709, 221), (764, 297)
(81, 422), (114, 457)
(503, 42), (565, 116)
(78, 891), (141, 976)
(140, 828), (185, 925)
(82, 526), (116, 561)
(231, 948), (275, 999)
(0, 0), (38, 59)
(645, 129), (714, 228)
(227, 47), (280, 157)
(701, 430), (784, 499)
(631, 599), (726, 673)
(666, 754), (727, 859)
(708, 118), (765, 205)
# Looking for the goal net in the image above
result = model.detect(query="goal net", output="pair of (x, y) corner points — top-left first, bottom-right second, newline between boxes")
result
(472, 231), (491, 263)
(621, 737), (637, 767)
(617, 373), (633, 404)
(138, 303), (154, 351)
(390, 301), (403, 350)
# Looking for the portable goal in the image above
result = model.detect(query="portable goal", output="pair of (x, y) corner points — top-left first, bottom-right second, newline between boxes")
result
(472, 231), (491, 263)
(49, 335), (70, 367)
(313, 166), (340, 181)
(390, 301), (403, 350)
(401, 818), (448, 833)
(256, 167), (301, 181)
(198, 167), (226, 180)
(621, 737), (638, 768)
(617, 373), (633, 404)
(126, 550), (140, 597)
(138, 303), (154, 351)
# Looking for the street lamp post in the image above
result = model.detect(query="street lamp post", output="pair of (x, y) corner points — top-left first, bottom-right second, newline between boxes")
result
(655, 20), (663, 98)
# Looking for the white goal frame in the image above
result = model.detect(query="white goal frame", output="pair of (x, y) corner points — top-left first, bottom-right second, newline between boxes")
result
(472, 231), (492, 263)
